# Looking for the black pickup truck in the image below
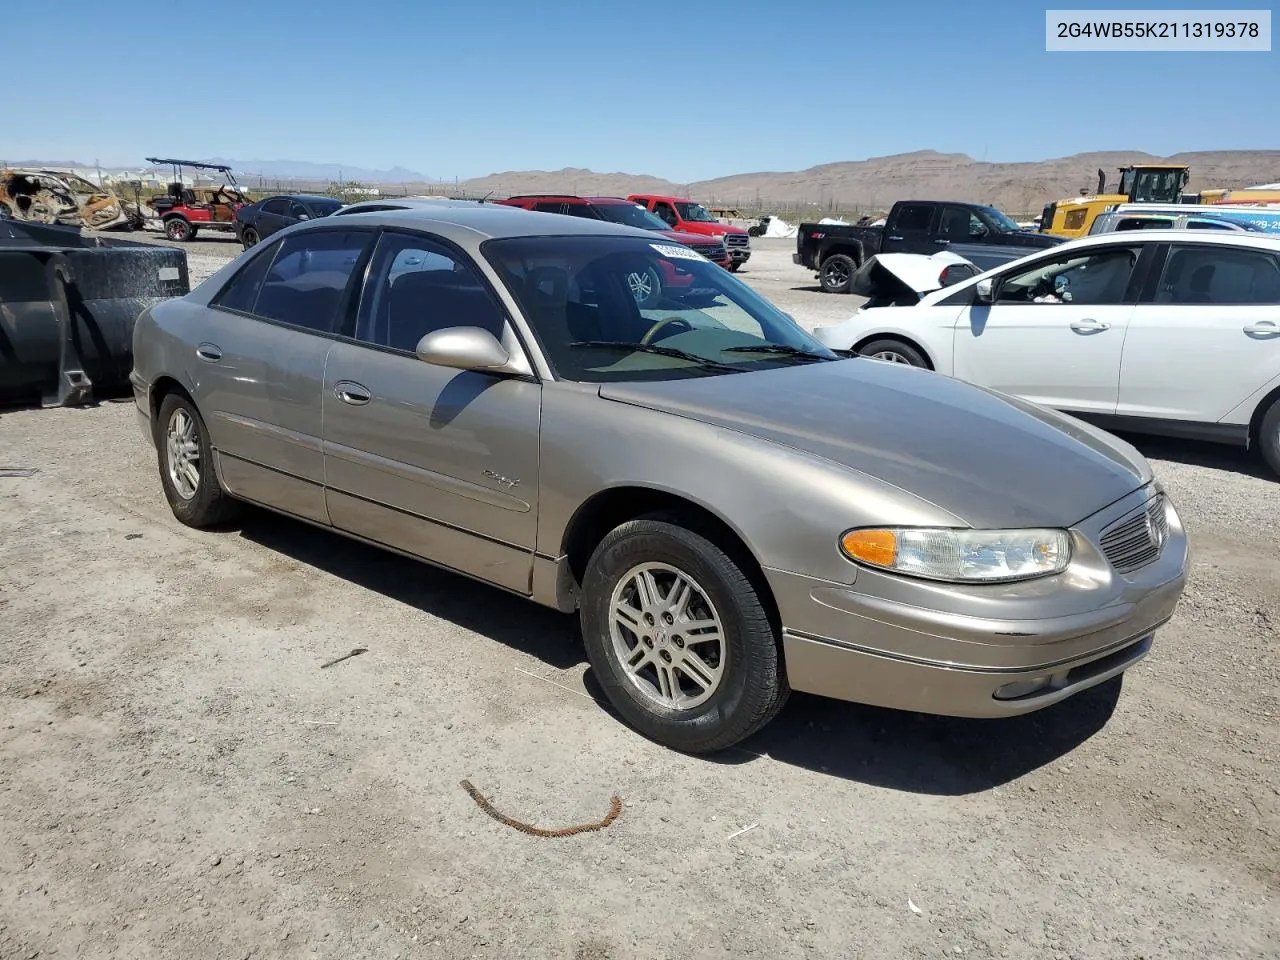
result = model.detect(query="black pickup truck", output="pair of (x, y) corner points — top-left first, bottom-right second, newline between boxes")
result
(794, 200), (1064, 293)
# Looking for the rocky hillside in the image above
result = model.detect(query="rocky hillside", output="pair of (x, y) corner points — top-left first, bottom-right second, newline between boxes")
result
(444, 150), (1280, 214)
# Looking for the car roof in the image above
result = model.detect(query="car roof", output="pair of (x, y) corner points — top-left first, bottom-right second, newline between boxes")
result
(1052, 229), (1280, 253)
(298, 203), (660, 243)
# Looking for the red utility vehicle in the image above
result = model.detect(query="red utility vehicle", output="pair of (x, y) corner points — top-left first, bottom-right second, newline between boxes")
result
(144, 158), (248, 242)
(627, 194), (751, 270)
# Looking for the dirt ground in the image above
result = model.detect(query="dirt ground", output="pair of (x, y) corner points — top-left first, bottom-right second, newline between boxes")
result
(1, 236), (1277, 960)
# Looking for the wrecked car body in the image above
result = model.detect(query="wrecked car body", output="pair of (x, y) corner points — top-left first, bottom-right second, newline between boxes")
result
(850, 250), (982, 308)
(0, 219), (188, 408)
(0, 168), (140, 231)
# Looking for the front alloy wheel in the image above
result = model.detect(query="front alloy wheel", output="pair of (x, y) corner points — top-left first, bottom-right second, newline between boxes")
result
(609, 562), (726, 710)
(581, 515), (788, 753)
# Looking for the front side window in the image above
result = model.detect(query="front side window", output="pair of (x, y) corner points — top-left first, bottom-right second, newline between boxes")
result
(483, 236), (837, 383)
(1155, 246), (1280, 305)
(356, 233), (507, 352)
(251, 230), (371, 333)
(674, 202), (717, 223)
(262, 197), (290, 215)
(996, 247), (1139, 305)
(939, 206), (985, 240)
(653, 202), (678, 225)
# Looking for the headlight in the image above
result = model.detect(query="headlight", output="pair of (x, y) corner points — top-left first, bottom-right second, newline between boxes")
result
(840, 527), (1071, 583)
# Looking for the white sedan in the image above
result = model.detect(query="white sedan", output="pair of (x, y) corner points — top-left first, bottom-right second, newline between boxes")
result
(812, 231), (1280, 476)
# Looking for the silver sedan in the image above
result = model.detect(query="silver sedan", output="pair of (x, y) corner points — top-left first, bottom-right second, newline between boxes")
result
(130, 206), (1188, 753)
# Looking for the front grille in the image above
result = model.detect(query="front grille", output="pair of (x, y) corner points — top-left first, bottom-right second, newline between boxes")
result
(724, 234), (750, 248)
(692, 242), (727, 261)
(1099, 494), (1169, 574)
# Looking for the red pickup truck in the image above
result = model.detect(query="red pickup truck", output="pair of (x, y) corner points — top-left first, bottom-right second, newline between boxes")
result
(627, 194), (751, 271)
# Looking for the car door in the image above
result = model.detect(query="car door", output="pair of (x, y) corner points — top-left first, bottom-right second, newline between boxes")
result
(321, 230), (542, 594)
(198, 227), (374, 523)
(255, 197), (294, 239)
(880, 203), (937, 254)
(1117, 242), (1280, 422)
(949, 243), (1147, 414)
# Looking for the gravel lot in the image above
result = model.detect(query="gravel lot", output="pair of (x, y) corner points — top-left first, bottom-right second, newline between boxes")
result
(2, 233), (1277, 960)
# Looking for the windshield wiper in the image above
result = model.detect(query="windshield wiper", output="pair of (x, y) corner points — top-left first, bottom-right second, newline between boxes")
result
(569, 340), (743, 373)
(722, 344), (835, 362)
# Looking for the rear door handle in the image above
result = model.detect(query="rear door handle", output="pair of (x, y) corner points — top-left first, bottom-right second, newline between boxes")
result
(195, 342), (222, 362)
(333, 380), (371, 405)
(1069, 319), (1111, 333)
(1243, 321), (1280, 336)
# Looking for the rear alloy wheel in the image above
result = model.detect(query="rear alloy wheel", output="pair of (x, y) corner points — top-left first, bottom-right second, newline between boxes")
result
(625, 265), (663, 307)
(241, 226), (260, 249)
(581, 516), (787, 754)
(164, 217), (192, 242)
(858, 338), (928, 368)
(1258, 397), (1280, 478)
(156, 393), (238, 528)
(819, 253), (856, 293)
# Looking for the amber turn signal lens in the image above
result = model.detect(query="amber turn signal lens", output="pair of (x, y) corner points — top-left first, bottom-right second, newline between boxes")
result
(841, 529), (897, 566)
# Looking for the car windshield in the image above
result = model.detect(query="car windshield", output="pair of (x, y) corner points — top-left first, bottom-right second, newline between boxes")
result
(979, 206), (1022, 232)
(674, 202), (718, 223)
(593, 203), (672, 231)
(483, 236), (837, 383)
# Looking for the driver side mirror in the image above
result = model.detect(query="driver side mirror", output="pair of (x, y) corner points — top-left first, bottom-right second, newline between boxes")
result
(969, 222), (988, 238)
(974, 278), (996, 304)
(415, 327), (511, 371)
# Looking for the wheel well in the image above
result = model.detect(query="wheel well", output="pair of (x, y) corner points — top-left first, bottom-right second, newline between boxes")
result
(818, 245), (862, 267)
(149, 376), (192, 425)
(561, 487), (781, 629)
(851, 334), (935, 370)
(1248, 383), (1280, 449)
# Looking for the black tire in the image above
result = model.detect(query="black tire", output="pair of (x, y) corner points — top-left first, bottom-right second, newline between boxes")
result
(857, 338), (928, 368)
(164, 217), (192, 242)
(819, 253), (857, 293)
(241, 226), (260, 249)
(728, 260), (744, 273)
(1258, 397), (1280, 478)
(625, 265), (663, 307)
(155, 393), (238, 528)
(580, 515), (788, 754)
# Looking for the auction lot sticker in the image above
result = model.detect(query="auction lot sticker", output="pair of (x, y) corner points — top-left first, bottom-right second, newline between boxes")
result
(1046, 9), (1271, 50)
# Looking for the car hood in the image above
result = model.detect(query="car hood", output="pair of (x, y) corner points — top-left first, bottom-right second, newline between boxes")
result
(659, 229), (723, 247)
(597, 360), (1151, 529)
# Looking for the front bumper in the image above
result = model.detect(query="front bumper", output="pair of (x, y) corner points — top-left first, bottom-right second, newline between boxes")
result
(767, 485), (1188, 718)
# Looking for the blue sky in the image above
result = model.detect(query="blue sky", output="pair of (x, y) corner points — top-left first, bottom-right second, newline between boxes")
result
(8, 0), (1275, 181)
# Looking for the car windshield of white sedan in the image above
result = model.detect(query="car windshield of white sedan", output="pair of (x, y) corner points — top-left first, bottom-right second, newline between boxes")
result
(484, 236), (837, 382)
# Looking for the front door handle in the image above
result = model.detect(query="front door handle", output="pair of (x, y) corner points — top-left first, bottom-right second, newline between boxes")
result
(934, 238), (951, 245)
(1243, 321), (1280, 336)
(1069, 319), (1111, 333)
(887, 235), (904, 241)
(333, 380), (371, 405)
(195, 342), (222, 362)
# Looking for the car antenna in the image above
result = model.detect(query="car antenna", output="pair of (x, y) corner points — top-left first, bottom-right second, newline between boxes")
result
(481, 190), (494, 203)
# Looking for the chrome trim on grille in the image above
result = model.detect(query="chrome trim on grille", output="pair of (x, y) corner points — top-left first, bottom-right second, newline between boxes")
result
(1099, 494), (1168, 574)
(724, 234), (750, 248)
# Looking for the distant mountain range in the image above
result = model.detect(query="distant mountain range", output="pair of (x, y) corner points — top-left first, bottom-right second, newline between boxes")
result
(9, 150), (1278, 213)
(450, 150), (1280, 214)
